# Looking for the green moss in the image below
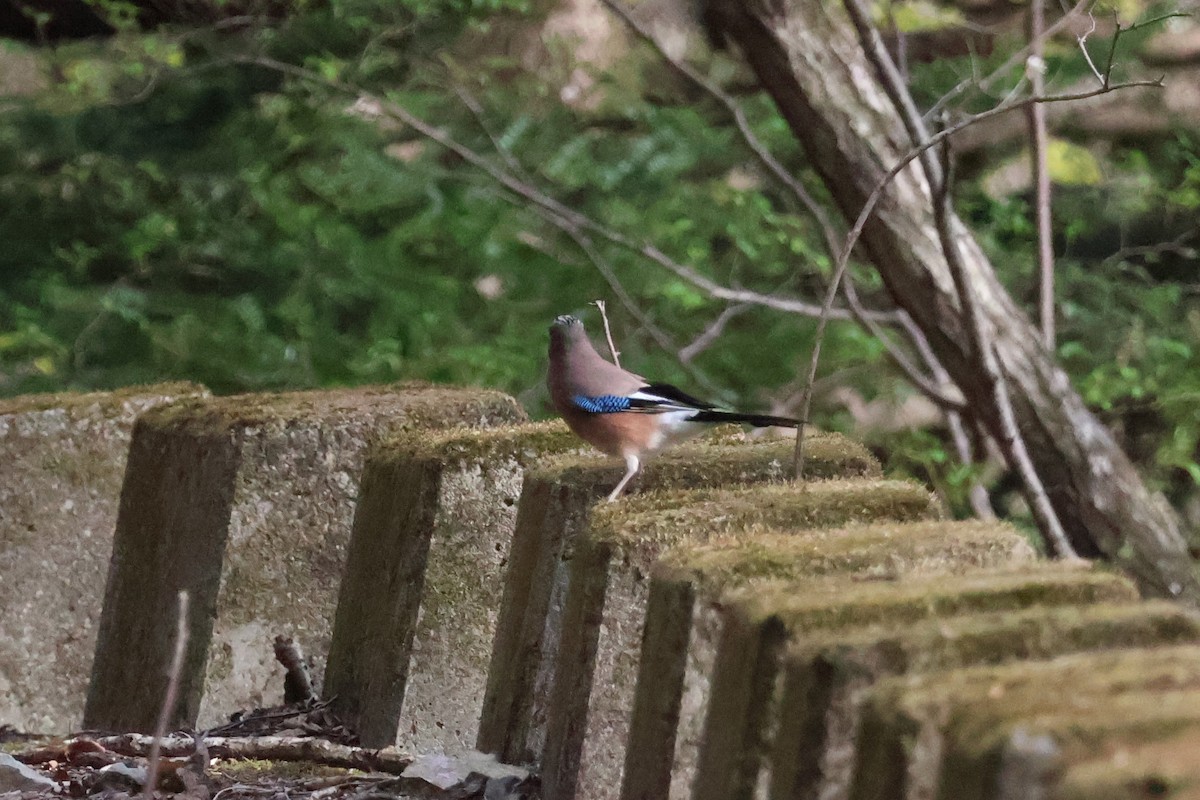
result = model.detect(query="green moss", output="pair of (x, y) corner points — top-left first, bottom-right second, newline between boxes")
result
(591, 479), (935, 547)
(869, 645), (1200, 764)
(0, 381), (207, 415)
(531, 431), (879, 492)
(796, 600), (1199, 678)
(726, 563), (1136, 634)
(370, 419), (582, 468)
(138, 383), (524, 436)
(652, 519), (1029, 594)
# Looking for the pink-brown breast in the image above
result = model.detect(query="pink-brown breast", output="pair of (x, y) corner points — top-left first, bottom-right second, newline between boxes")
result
(558, 405), (662, 458)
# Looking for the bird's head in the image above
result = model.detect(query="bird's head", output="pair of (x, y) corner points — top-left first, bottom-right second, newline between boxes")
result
(551, 314), (583, 330)
(548, 314), (587, 356)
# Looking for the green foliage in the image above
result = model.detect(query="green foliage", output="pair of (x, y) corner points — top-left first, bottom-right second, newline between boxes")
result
(1, 0), (1197, 521)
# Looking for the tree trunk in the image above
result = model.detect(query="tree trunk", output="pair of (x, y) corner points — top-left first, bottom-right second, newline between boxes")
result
(702, 0), (1200, 602)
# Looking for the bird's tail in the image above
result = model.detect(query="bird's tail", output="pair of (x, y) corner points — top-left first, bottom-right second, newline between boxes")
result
(688, 409), (800, 428)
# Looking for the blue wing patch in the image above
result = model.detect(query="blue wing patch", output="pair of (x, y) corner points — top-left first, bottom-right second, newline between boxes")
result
(572, 394), (633, 413)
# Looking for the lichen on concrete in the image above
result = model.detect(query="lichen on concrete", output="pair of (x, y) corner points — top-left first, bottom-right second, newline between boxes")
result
(0, 382), (207, 734)
(528, 431), (879, 499)
(325, 419), (584, 752)
(589, 479), (939, 562)
(853, 644), (1200, 800)
(774, 600), (1200, 800)
(479, 434), (874, 769)
(652, 519), (1034, 596)
(370, 419), (581, 470)
(724, 561), (1135, 634)
(625, 520), (1035, 800)
(84, 384), (525, 734)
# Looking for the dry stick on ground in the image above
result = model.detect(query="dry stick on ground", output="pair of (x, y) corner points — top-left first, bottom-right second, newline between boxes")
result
(47, 735), (413, 774)
(143, 590), (190, 800)
(1028, 0), (1055, 349)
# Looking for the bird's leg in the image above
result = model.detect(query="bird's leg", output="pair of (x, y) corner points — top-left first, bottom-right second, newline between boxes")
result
(607, 454), (641, 502)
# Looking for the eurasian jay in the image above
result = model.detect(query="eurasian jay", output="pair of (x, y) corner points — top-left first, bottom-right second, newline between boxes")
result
(547, 314), (800, 501)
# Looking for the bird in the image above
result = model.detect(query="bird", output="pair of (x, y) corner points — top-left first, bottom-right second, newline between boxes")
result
(547, 314), (800, 501)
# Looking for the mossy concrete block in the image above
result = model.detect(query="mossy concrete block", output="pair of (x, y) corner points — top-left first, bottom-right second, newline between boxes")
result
(851, 644), (1200, 800)
(773, 599), (1200, 800)
(620, 519), (1036, 800)
(541, 479), (940, 800)
(477, 434), (880, 765)
(83, 384), (524, 733)
(696, 564), (1140, 800)
(323, 421), (582, 752)
(0, 382), (207, 734)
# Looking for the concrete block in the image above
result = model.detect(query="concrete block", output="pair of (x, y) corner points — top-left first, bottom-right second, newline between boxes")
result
(324, 421), (582, 751)
(0, 383), (206, 734)
(851, 644), (1200, 800)
(1050, 727), (1200, 800)
(476, 432), (880, 765)
(694, 565), (1142, 800)
(83, 384), (524, 732)
(620, 540), (1103, 800)
(542, 478), (942, 800)
(772, 599), (1200, 800)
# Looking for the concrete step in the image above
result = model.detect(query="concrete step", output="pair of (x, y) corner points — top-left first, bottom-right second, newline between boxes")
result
(478, 432), (881, 767)
(618, 519), (1040, 800)
(772, 599), (1200, 800)
(0, 383), (206, 734)
(851, 644), (1200, 800)
(83, 384), (524, 733)
(323, 421), (583, 751)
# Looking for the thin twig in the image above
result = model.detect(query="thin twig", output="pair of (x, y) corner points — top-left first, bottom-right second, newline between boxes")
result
(143, 590), (190, 800)
(1028, 0), (1056, 350)
(932, 138), (1077, 558)
(679, 304), (750, 363)
(593, 299), (621, 366)
(928, 0), (1091, 119)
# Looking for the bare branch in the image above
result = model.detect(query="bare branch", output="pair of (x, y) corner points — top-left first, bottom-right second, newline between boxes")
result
(928, 0), (1091, 120)
(1028, 0), (1056, 350)
(241, 57), (894, 329)
(842, 275), (965, 409)
(679, 304), (750, 363)
(450, 82), (529, 179)
(932, 138), (1077, 558)
(833, 75), (1166, 336)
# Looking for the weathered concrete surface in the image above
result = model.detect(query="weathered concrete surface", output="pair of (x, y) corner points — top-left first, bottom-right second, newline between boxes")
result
(83, 384), (525, 732)
(477, 432), (881, 765)
(324, 421), (582, 751)
(542, 478), (943, 800)
(851, 644), (1200, 800)
(620, 521), (1040, 800)
(771, 599), (1200, 800)
(696, 566), (1142, 800)
(0, 383), (206, 734)
(1051, 727), (1200, 800)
